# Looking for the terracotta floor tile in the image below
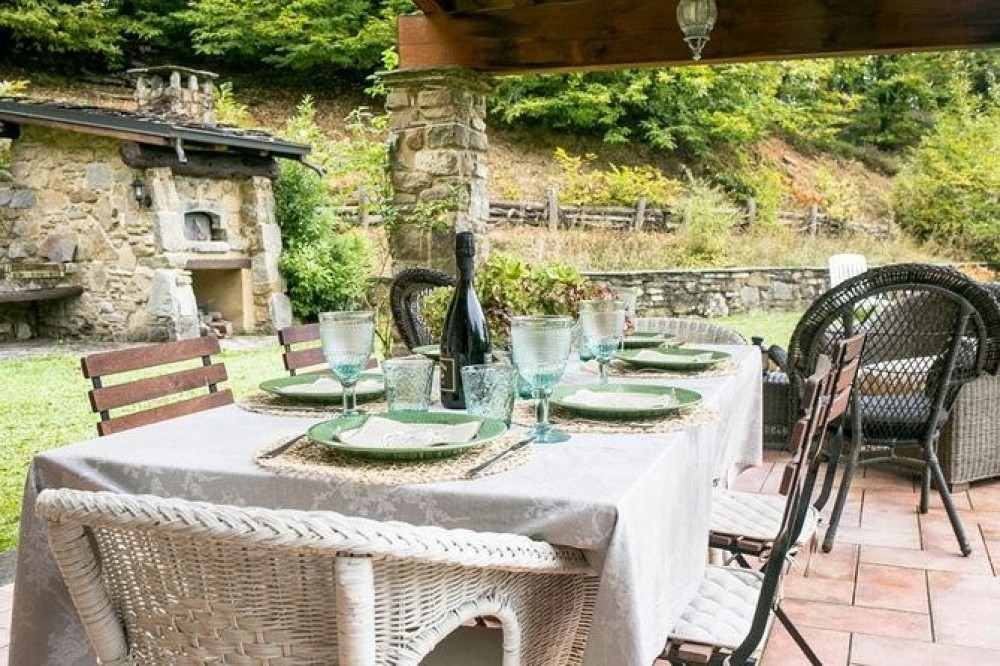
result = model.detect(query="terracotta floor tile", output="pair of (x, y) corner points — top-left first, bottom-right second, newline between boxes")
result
(864, 488), (973, 511)
(731, 464), (773, 493)
(780, 598), (931, 641)
(973, 512), (1000, 541)
(919, 509), (986, 552)
(783, 572), (855, 605)
(854, 563), (928, 614)
(860, 544), (994, 575)
(850, 633), (1000, 666)
(802, 544), (860, 582)
(861, 504), (924, 533)
(983, 540), (1000, 575)
(834, 524), (921, 550)
(760, 465), (788, 494)
(761, 623), (850, 666)
(928, 570), (1000, 649)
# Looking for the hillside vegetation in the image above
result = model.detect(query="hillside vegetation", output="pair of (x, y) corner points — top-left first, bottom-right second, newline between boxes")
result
(2, 3), (999, 296)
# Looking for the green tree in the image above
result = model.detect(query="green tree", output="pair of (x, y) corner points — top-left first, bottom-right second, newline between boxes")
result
(178, 0), (412, 77)
(893, 107), (1000, 261)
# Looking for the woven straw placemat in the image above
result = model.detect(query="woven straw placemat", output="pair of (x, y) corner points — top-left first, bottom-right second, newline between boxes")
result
(239, 391), (388, 418)
(583, 359), (740, 379)
(511, 400), (717, 434)
(256, 432), (533, 485)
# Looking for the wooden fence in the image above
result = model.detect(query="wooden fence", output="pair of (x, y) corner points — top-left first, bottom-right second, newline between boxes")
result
(331, 188), (893, 238)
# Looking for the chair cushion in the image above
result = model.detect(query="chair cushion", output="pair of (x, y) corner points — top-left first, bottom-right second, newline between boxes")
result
(855, 394), (948, 441)
(669, 565), (764, 649)
(710, 489), (818, 545)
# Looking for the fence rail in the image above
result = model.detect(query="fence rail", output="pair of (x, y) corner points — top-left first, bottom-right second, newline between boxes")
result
(331, 188), (893, 238)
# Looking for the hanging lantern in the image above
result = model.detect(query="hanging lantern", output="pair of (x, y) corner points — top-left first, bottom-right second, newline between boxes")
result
(676, 0), (717, 61)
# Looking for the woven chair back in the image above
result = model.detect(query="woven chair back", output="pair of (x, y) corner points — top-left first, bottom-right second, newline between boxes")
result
(81, 336), (233, 436)
(632, 317), (747, 345)
(786, 264), (1000, 445)
(389, 267), (456, 350)
(36, 489), (597, 666)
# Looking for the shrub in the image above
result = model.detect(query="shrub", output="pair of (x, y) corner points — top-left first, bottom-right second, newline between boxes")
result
(892, 108), (1000, 261)
(553, 148), (683, 207)
(674, 175), (744, 265)
(274, 161), (373, 320)
(423, 252), (613, 348)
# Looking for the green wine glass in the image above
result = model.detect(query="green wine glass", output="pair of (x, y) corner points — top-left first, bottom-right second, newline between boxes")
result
(579, 299), (626, 385)
(318, 310), (375, 416)
(511, 315), (574, 444)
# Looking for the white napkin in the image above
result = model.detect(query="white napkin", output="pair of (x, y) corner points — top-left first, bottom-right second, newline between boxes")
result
(281, 377), (383, 396)
(337, 416), (482, 448)
(634, 349), (713, 364)
(561, 389), (677, 409)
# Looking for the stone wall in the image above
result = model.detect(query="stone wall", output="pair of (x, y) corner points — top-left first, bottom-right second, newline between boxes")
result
(0, 125), (288, 341)
(582, 266), (831, 317)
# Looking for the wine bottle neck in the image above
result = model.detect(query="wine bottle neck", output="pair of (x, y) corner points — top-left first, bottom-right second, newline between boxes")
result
(457, 255), (475, 281)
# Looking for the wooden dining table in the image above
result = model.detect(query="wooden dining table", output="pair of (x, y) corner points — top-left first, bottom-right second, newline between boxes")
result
(10, 344), (762, 666)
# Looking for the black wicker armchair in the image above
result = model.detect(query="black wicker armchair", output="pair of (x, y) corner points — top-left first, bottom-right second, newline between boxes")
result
(389, 267), (456, 351)
(774, 263), (1000, 556)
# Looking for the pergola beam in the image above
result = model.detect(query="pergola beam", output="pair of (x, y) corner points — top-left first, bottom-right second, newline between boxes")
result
(398, 0), (1000, 74)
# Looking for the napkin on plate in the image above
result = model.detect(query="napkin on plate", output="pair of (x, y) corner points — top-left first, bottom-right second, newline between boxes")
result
(634, 349), (713, 364)
(281, 377), (383, 396)
(336, 416), (482, 448)
(560, 389), (677, 409)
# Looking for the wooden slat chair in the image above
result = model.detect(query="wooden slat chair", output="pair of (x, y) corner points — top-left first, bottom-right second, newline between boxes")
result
(708, 332), (866, 569)
(81, 337), (233, 436)
(277, 322), (325, 376)
(661, 353), (840, 666)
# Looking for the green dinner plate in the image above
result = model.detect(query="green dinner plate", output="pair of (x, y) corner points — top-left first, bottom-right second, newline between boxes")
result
(622, 331), (676, 349)
(613, 347), (731, 371)
(413, 344), (441, 360)
(259, 372), (385, 404)
(307, 411), (508, 460)
(550, 384), (701, 420)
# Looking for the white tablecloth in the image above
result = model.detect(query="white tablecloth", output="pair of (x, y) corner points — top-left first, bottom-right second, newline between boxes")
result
(11, 345), (762, 666)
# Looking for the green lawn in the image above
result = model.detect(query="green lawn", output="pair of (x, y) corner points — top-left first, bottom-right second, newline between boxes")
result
(0, 310), (802, 551)
(0, 345), (285, 550)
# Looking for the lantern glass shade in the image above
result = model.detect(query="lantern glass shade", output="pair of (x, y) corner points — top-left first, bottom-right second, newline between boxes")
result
(676, 0), (717, 60)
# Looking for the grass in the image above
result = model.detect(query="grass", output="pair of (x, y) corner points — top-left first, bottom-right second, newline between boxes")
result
(0, 345), (285, 551)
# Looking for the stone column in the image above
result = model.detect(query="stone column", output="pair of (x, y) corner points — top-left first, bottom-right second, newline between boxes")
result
(381, 67), (493, 274)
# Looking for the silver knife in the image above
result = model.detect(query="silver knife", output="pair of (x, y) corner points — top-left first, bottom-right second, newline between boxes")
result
(466, 436), (535, 478)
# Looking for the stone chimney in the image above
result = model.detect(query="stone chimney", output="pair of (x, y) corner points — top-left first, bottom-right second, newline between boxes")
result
(128, 66), (218, 126)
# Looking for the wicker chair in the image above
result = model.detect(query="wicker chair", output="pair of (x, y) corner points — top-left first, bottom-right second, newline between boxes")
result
(389, 267), (456, 351)
(632, 317), (748, 345)
(935, 281), (1000, 490)
(36, 488), (598, 666)
(662, 352), (838, 666)
(780, 264), (1000, 556)
(81, 336), (233, 436)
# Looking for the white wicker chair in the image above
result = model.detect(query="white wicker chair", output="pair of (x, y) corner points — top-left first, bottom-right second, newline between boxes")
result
(632, 317), (747, 345)
(35, 489), (598, 666)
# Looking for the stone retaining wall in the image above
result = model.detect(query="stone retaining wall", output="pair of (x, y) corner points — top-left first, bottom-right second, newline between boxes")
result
(581, 266), (832, 317)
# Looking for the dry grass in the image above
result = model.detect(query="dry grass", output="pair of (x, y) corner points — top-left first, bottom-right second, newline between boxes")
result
(486, 226), (954, 271)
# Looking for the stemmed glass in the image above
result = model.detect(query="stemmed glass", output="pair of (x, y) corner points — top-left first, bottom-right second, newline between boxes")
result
(318, 311), (375, 417)
(579, 300), (626, 385)
(511, 315), (574, 443)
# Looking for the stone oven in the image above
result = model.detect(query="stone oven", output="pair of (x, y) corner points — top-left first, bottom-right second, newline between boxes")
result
(0, 66), (310, 341)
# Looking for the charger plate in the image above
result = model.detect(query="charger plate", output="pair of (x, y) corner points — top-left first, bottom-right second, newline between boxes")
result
(413, 344), (441, 360)
(550, 384), (701, 420)
(259, 372), (384, 404)
(622, 331), (676, 349)
(308, 411), (507, 461)
(614, 347), (731, 371)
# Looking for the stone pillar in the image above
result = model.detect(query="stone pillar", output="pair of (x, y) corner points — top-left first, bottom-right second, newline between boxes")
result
(381, 67), (493, 274)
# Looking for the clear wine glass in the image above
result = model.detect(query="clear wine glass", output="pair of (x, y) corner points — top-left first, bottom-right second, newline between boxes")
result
(318, 311), (375, 417)
(579, 300), (626, 385)
(511, 315), (574, 444)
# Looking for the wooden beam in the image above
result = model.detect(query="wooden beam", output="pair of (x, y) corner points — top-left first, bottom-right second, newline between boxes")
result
(412, 0), (451, 14)
(399, 0), (1000, 74)
(119, 141), (280, 179)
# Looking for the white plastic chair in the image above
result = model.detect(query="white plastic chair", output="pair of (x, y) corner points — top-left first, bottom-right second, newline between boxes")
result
(36, 489), (598, 666)
(827, 253), (868, 287)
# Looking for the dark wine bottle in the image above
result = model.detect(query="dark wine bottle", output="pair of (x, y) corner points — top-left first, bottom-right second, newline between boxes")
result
(439, 232), (491, 409)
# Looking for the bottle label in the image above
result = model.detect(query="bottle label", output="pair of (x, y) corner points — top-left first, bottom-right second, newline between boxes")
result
(439, 357), (457, 393)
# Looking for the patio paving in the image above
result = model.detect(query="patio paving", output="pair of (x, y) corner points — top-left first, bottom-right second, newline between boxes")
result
(3, 448), (1000, 665)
